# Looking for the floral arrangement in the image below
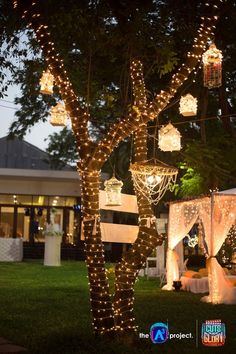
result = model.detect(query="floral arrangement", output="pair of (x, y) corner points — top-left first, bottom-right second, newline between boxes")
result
(43, 208), (63, 237)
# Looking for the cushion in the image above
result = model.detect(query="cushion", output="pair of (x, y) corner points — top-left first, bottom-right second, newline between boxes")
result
(182, 270), (198, 278)
(198, 268), (208, 277)
(192, 273), (202, 279)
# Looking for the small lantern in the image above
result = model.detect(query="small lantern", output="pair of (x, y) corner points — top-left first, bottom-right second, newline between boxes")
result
(202, 44), (222, 89)
(158, 123), (181, 152)
(50, 102), (68, 126)
(39, 70), (54, 95)
(104, 175), (123, 206)
(179, 94), (197, 116)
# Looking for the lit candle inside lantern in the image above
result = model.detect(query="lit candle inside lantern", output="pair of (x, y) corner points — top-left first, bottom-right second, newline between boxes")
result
(39, 70), (54, 94)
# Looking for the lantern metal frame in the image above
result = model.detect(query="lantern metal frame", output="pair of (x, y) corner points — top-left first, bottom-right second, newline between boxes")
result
(179, 93), (198, 117)
(158, 123), (181, 152)
(104, 175), (123, 206)
(202, 43), (222, 89)
(129, 158), (178, 205)
(39, 70), (54, 95)
(50, 102), (68, 126)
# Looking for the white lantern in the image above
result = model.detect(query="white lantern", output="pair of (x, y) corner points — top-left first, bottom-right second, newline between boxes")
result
(158, 123), (181, 152)
(179, 94), (197, 116)
(50, 102), (68, 126)
(104, 176), (123, 206)
(202, 43), (222, 89)
(39, 70), (54, 95)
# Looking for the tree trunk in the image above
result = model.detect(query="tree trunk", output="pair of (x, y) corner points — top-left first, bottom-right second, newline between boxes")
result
(81, 169), (115, 334)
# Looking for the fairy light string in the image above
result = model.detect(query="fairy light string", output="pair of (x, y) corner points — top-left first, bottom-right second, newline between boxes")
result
(12, 0), (224, 335)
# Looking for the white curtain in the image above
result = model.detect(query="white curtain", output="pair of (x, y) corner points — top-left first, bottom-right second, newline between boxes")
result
(162, 200), (201, 290)
(201, 194), (236, 304)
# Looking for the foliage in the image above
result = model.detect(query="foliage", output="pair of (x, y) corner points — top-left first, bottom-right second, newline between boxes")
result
(45, 127), (79, 169)
(1, 260), (236, 353)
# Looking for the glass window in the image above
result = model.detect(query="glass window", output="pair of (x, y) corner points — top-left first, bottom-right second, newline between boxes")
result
(49, 196), (66, 207)
(0, 207), (14, 238)
(17, 207), (30, 240)
(33, 196), (48, 206)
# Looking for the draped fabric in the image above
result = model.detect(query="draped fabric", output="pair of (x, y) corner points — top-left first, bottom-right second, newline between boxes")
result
(163, 193), (236, 304)
(201, 194), (236, 304)
(162, 199), (201, 290)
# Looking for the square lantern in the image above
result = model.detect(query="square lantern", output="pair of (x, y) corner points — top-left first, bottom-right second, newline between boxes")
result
(179, 94), (197, 117)
(158, 123), (181, 152)
(104, 176), (123, 206)
(202, 44), (222, 89)
(39, 70), (54, 95)
(50, 102), (68, 126)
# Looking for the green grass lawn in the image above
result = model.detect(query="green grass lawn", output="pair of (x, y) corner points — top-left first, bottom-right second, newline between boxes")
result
(0, 261), (235, 354)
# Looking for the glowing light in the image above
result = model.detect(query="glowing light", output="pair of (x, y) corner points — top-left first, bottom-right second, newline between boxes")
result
(50, 102), (68, 126)
(202, 43), (222, 89)
(158, 123), (181, 152)
(39, 70), (54, 94)
(179, 94), (198, 116)
(104, 176), (123, 206)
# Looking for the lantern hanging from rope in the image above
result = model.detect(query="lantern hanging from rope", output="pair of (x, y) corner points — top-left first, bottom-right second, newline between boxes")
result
(179, 94), (197, 116)
(129, 158), (178, 205)
(50, 102), (68, 126)
(202, 43), (222, 89)
(158, 123), (181, 152)
(104, 175), (123, 206)
(39, 70), (54, 95)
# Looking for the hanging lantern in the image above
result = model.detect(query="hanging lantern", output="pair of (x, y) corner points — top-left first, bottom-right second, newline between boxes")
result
(158, 123), (181, 152)
(104, 175), (123, 206)
(50, 102), (68, 126)
(179, 94), (197, 116)
(39, 70), (54, 94)
(202, 43), (222, 89)
(129, 158), (178, 205)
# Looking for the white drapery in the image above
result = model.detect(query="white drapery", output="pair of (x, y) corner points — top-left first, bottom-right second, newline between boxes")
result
(163, 193), (236, 304)
(201, 194), (236, 304)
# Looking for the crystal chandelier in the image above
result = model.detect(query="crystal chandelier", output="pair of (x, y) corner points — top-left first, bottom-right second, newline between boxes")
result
(129, 158), (178, 205)
(179, 94), (197, 116)
(39, 70), (54, 95)
(202, 43), (222, 89)
(158, 123), (181, 152)
(50, 102), (68, 126)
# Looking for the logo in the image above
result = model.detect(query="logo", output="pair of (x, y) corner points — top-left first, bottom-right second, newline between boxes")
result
(201, 320), (226, 347)
(150, 322), (169, 344)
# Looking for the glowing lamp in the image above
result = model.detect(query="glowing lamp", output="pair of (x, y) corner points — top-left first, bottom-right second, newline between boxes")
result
(50, 102), (68, 126)
(104, 176), (123, 206)
(179, 94), (197, 116)
(129, 159), (178, 205)
(158, 123), (181, 152)
(202, 44), (222, 89)
(39, 70), (54, 94)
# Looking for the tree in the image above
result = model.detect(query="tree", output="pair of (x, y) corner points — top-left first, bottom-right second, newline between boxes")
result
(1, 0), (231, 338)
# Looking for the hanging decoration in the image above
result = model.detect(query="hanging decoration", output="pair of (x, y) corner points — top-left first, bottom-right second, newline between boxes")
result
(202, 43), (222, 89)
(158, 123), (181, 152)
(129, 158), (178, 205)
(50, 102), (68, 126)
(179, 94), (198, 116)
(39, 70), (54, 94)
(104, 175), (123, 206)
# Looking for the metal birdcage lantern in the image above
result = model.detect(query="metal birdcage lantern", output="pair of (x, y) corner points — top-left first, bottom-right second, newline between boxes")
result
(130, 158), (178, 205)
(39, 70), (54, 95)
(104, 175), (123, 206)
(179, 94), (197, 116)
(202, 43), (222, 89)
(50, 102), (68, 126)
(158, 123), (181, 152)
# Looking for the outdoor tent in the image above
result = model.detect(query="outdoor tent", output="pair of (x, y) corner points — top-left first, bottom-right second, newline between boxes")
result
(163, 191), (236, 304)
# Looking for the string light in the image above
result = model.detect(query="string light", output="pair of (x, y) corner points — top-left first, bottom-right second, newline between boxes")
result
(158, 123), (181, 152)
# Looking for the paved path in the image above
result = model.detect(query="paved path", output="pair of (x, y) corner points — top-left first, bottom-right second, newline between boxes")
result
(0, 337), (27, 353)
